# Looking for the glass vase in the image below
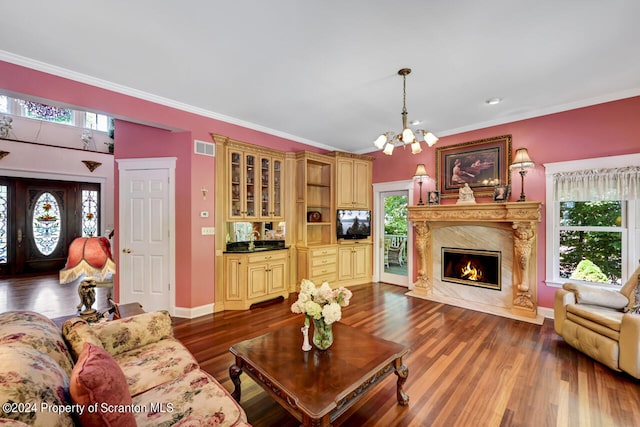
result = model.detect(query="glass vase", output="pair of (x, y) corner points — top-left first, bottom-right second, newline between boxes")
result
(312, 317), (334, 350)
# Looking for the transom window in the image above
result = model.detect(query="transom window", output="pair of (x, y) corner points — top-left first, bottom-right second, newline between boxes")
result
(0, 95), (110, 132)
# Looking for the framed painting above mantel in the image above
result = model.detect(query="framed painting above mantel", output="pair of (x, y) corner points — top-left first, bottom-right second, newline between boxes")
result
(436, 135), (512, 198)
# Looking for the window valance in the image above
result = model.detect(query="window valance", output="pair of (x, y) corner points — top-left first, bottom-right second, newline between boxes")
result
(553, 166), (640, 201)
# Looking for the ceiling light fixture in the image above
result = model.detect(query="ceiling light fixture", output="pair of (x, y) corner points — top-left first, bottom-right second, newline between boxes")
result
(485, 97), (502, 105)
(373, 68), (438, 155)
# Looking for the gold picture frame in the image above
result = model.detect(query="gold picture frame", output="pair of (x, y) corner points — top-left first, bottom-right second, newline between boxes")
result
(436, 135), (512, 198)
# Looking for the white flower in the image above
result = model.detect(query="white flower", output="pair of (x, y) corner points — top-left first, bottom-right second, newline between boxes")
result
(322, 302), (342, 324)
(305, 300), (323, 319)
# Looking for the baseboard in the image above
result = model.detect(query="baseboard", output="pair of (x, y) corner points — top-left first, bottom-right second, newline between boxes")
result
(173, 303), (214, 319)
(538, 306), (554, 320)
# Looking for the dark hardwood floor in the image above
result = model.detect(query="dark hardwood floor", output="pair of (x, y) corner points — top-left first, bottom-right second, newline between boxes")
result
(2, 274), (639, 426)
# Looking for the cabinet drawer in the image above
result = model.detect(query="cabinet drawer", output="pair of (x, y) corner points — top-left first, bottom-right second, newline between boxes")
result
(247, 250), (288, 264)
(311, 264), (337, 277)
(310, 271), (337, 283)
(310, 247), (337, 257)
(311, 256), (336, 268)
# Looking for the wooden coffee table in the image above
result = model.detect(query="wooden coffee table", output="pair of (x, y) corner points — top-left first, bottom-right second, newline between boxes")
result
(229, 322), (409, 426)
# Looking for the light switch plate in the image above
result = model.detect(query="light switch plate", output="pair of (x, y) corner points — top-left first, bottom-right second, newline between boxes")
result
(201, 227), (215, 235)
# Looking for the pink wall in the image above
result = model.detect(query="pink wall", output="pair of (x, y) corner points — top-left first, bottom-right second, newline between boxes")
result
(0, 60), (316, 310)
(371, 96), (640, 308)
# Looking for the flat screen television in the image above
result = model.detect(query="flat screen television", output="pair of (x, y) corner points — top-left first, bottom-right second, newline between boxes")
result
(337, 209), (371, 240)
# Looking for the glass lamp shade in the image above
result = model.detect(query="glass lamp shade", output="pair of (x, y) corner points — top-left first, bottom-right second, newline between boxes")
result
(410, 141), (423, 154)
(373, 134), (388, 149)
(382, 143), (395, 155)
(402, 128), (416, 144)
(510, 148), (534, 169)
(59, 236), (116, 284)
(424, 132), (439, 147)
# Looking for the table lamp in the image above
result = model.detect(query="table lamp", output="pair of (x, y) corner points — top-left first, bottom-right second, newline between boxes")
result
(60, 236), (116, 321)
(413, 164), (429, 205)
(510, 148), (535, 202)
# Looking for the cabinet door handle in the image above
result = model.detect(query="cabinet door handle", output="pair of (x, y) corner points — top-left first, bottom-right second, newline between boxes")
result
(17, 228), (22, 245)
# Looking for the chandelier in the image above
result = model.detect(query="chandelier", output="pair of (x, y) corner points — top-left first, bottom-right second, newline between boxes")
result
(373, 68), (438, 155)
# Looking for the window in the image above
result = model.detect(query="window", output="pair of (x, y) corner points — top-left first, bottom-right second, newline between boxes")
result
(559, 201), (623, 284)
(0, 94), (111, 133)
(20, 100), (73, 125)
(81, 189), (99, 237)
(545, 154), (640, 288)
(0, 95), (8, 113)
(85, 112), (110, 132)
(0, 185), (7, 263)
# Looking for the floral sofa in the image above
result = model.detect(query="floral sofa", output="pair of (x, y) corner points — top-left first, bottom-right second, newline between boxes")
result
(0, 310), (250, 426)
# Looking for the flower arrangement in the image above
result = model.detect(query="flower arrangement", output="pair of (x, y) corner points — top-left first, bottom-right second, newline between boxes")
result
(291, 279), (352, 324)
(291, 279), (352, 349)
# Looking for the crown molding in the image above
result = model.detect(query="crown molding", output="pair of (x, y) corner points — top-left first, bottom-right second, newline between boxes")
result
(0, 50), (339, 152)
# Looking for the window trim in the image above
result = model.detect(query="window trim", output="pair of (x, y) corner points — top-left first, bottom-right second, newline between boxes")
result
(544, 153), (640, 288)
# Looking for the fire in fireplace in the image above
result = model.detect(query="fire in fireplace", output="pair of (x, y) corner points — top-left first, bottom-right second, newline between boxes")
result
(441, 247), (501, 290)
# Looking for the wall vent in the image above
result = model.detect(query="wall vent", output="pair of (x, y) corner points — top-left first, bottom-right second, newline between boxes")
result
(194, 140), (215, 157)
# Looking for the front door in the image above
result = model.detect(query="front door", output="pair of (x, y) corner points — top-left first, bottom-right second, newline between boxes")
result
(118, 159), (174, 313)
(0, 177), (100, 276)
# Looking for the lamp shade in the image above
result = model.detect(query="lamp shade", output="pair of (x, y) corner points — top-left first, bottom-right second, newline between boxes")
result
(414, 163), (428, 178)
(59, 237), (116, 284)
(510, 148), (534, 169)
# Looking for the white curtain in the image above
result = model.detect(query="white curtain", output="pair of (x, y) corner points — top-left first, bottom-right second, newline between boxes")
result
(553, 166), (640, 201)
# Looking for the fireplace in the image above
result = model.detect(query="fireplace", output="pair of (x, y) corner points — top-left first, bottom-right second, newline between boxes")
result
(441, 247), (501, 291)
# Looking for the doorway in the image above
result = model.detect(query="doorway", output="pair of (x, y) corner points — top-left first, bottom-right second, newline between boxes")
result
(373, 180), (414, 287)
(117, 157), (175, 314)
(0, 177), (100, 276)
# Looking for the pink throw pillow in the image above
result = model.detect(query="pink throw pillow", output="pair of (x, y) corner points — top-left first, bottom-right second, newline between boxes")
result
(69, 342), (136, 427)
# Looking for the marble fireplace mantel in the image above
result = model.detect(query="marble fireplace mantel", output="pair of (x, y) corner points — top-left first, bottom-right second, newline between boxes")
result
(408, 201), (542, 320)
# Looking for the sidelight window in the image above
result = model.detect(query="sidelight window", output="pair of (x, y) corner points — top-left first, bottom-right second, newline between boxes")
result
(81, 190), (99, 237)
(0, 185), (6, 263)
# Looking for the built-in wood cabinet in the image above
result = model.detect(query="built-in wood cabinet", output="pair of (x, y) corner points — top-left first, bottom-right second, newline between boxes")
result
(337, 242), (372, 285)
(215, 135), (285, 221)
(224, 249), (289, 310)
(295, 152), (334, 247)
(333, 152), (374, 209)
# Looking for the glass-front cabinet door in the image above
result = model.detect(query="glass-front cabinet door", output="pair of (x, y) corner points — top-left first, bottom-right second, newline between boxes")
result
(245, 153), (256, 218)
(258, 156), (284, 220)
(272, 159), (282, 218)
(228, 150), (257, 219)
(229, 151), (243, 218)
(260, 157), (270, 217)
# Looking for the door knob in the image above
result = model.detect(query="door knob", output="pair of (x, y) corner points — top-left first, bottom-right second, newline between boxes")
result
(122, 248), (132, 254)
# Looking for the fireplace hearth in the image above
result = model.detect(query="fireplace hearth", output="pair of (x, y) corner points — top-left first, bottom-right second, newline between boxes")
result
(442, 247), (501, 290)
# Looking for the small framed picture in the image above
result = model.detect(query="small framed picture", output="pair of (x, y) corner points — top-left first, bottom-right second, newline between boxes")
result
(493, 185), (510, 202)
(428, 191), (440, 205)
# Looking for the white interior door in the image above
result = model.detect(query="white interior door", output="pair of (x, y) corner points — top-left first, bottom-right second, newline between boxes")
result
(118, 158), (175, 313)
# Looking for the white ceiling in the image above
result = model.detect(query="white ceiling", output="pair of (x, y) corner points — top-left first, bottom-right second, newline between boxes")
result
(2, 1), (640, 153)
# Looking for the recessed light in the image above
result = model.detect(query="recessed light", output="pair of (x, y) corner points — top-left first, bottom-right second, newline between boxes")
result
(485, 97), (503, 105)
(410, 120), (421, 125)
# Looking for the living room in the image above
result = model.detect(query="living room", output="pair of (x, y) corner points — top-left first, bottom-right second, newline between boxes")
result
(1, 2), (640, 426)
